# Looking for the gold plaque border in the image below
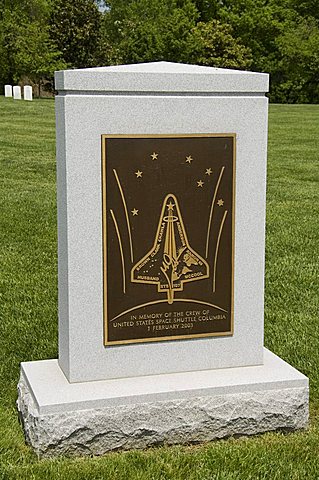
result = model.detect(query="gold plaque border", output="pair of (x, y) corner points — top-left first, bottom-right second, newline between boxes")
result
(102, 133), (236, 346)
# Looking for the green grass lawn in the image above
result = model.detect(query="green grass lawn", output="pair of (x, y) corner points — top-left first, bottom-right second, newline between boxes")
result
(0, 97), (318, 479)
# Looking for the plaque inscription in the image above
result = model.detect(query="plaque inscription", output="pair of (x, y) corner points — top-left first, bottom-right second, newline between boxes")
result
(102, 135), (235, 345)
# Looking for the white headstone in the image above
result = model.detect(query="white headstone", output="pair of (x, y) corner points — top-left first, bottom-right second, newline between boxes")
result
(23, 85), (33, 101)
(17, 62), (309, 457)
(4, 85), (12, 97)
(13, 86), (21, 100)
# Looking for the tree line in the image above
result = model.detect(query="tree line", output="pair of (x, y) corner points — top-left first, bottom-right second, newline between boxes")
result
(0, 0), (318, 103)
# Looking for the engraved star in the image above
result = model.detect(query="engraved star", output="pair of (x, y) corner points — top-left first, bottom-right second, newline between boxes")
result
(151, 152), (158, 160)
(217, 199), (224, 206)
(197, 180), (204, 187)
(205, 168), (213, 176)
(131, 208), (139, 216)
(167, 201), (175, 211)
(186, 155), (193, 164)
(135, 170), (143, 178)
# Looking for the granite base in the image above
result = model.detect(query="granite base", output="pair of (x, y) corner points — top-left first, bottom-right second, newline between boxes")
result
(17, 349), (309, 457)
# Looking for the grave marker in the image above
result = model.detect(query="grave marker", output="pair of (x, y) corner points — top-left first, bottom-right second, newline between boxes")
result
(13, 86), (21, 100)
(24, 85), (33, 101)
(17, 62), (309, 457)
(4, 85), (12, 97)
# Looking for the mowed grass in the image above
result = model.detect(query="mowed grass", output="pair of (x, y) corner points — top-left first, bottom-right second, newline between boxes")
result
(0, 97), (318, 479)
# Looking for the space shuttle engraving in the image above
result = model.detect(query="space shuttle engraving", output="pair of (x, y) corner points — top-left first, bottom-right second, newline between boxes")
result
(131, 194), (209, 304)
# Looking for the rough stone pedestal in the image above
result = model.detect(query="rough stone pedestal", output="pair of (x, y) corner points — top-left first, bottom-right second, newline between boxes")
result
(17, 349), (308, 458)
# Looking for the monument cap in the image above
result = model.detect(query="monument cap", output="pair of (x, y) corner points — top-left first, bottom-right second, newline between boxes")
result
(55, 61), (269, 94)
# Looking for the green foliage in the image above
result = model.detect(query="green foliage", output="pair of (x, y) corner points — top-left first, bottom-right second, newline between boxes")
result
(215, 0), (289, 72)
(102, 1), (251, 70)
(202, 0), (319, 102)
(49, 0), (102, 68)
(103, 0), (198, 64)
(1, 0), (319, 103)
(14, 22), (66, 85)
(0, 0), (64, 92)
(0, 9), (20, 86)
(288, 0), (319, 19)
(0, 0), (50, 20)
(192, 0), (220, 22)
(188, 20), (252, 69)
(274, 17), (319, 103)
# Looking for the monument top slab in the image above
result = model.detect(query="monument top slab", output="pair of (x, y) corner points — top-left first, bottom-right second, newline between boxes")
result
(55, 61), (269, 94)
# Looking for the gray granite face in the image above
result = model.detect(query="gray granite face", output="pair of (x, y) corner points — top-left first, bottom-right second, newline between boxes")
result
(17, 349), (309, 457)
(18, 349), (308, 415)
(17, 373), (308, 458)
(54, 61), (269, 93)
(55, 70), (269, 382)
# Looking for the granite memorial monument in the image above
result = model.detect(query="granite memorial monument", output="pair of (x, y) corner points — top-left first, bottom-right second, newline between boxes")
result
(17, 62), (309, 457)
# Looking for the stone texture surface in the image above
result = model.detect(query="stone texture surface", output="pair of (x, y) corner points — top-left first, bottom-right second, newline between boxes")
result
(55, 61), (269, 93)
(56, 90), (268, 383)
(19, 350), (308, 414)
(17, 373), (308, 458)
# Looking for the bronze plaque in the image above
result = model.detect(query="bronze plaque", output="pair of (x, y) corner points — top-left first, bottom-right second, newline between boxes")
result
(102, 134), (235, 345)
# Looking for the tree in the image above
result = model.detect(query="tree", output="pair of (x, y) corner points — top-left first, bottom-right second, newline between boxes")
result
(49, 0), (102, 68)
(212, 0), (291, 73)
(192, 0), (221, 22)
(0, 9), (20, 87)
(101, 0), (198, 64)
(287, 0), (319, 20)
(102, 0), (252, 70)
(199, 0), (319, 102)
(187, 20), (252, 70)
(273, 17), (319, 103)
(14, 21), (66, 96)
(0, 0), (54, 89)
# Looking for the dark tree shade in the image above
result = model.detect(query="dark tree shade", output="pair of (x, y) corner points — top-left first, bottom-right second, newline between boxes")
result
(192, 0), (220, 22)
(49, 0), (101, 68)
